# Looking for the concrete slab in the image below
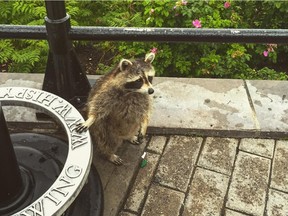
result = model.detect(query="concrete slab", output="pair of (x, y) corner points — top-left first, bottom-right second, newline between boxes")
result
(246, 80), (288, 131)
(226, 151), (270, 215)
(239, 138), (275, 158)
(198, 137), (238, 175)
(141, 184), (185, 216)
(93, 141), (146, 216)
(0, 75), (43, 122)
(271, 140), (288, 193)
(146, 136), (167, 154)
(225, 209), (248, 216)
(154, 136), (202, 192)
(151, 78), (256, 131)
(118, 212), (137, 216)
(183, 167), (229, 216)
(266, 189), (288, 216)
(3, 73), (288, 136)
(0, 73), (44, 84)
(118, 211), (137, 216)
(124, 153), (160, 213)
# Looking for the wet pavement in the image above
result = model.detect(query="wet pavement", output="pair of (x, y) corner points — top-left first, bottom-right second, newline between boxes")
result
(1, 73), (288, 215)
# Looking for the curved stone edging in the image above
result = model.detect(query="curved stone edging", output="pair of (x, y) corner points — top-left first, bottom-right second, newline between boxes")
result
(0, 87), (92, 216)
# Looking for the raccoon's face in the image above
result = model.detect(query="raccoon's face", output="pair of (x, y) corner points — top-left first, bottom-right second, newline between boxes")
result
(118, 53), (155, 95)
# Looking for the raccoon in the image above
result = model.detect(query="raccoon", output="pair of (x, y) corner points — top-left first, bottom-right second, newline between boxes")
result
(76, 52), (155, 165)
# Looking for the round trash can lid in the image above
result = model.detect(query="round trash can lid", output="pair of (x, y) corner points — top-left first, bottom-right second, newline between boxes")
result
(0, 87), (92, 216)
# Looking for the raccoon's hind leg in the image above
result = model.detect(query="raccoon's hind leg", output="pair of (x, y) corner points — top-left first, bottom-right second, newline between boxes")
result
(97, 144), (123, 165)
(129, 116), (149, 145)
(108, 154), (123, 165)
(76, 115), (96, 133)
(127, 117), (149, 145)
(97, 134), (124, 165)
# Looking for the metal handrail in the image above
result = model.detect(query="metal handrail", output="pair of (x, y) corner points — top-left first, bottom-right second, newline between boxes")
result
(1, 24), (288, 43)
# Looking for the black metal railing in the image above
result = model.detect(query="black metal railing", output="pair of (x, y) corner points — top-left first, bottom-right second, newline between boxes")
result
(1, 25), (288, 44)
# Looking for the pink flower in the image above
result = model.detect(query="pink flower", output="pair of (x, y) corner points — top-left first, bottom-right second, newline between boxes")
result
(224, 1), (231, 9)
(263, 50), (269, 57)
(181, 0), (188, 5)
(192, 19), (202, 28)
(150, 47), (158, 54)
(150, 9), (155, 14)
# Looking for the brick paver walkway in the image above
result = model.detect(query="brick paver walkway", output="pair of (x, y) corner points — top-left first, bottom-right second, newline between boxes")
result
(2, 74), (288, 215)
(111, 135), (288, 216)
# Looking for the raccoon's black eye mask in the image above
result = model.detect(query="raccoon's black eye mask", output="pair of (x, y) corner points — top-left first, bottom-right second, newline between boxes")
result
(124, 78), (143, 90)
(148, 76), (153, 83)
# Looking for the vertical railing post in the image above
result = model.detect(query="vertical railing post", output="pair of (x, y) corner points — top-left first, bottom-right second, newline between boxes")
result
(43, 0), (91, 108)
(0, 102), (23, 205)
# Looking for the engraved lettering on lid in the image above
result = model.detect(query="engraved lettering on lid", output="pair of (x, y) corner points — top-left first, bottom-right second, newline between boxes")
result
(15, 89), (28, 99)
(66, 165), (82, 179)
(44, 192), (62, 206)
(50, 175), (75, 197)
(25, 89), (37, 100)
(0, 87), (13, 98)
(20, 200), (44, 216)
(37, 93), (57, 107)
(65, 117), (81, 130)
(33, 91), (44, 102)
(52, 102), (72, 118)
(71, 133), (88, 150)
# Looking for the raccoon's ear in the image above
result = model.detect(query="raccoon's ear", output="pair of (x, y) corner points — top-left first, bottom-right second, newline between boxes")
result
(119, 59), (133, 72)
(144, 53), (155, 63)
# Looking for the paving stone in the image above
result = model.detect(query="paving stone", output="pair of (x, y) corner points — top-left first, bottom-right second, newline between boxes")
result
(154, 136), (202, 192)
(124, 153), (160, 213)
(266, 189), (288, 216)
(141, 184), (185, 216)
(198, 137), (238, 175)
(239, 138), (274, 158)
(226, 151), (270, 216)
(118, 211), (137, 216)
(271, 140), (288, 193)
(183, 167), (229, 216)
(225, 209), (249, 216)
(147, 136), (167, 154)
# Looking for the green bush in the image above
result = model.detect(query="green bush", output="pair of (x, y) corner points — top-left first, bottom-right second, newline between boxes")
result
(0, 0), (288, 80)
(0, 0), (93, 73)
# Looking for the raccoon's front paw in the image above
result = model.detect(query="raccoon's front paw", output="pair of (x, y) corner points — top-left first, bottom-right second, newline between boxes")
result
(75, 122), (89, 133)
(129, 134), (143, 145)
(137, 133), (144, 143)
(75, 116), (96, 133)
(109, 154), (123, 166)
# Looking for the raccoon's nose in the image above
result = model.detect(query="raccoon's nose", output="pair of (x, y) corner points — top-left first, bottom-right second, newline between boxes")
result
(148, 88), (154, 95)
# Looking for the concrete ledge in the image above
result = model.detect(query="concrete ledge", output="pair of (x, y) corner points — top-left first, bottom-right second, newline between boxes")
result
(1, 73), (288, 138)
